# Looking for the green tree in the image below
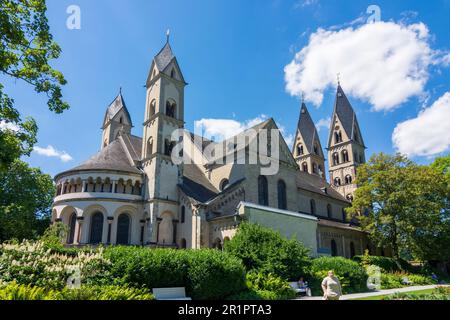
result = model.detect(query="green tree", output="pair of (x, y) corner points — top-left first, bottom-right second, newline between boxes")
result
(0, 159), (55, 241)
(224, 222), (311, 280)
(0, 0), (68, 170)
(348, 153), (449, 262)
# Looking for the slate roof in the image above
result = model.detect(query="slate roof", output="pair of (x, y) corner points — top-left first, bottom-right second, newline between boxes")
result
(56, 137), (142, 179)
(295, 102), (323, 155)
(178, 164), (219, 203)
(103, 93), (132, 127)
(328, 85), (365, 147)
(154, 42), (175, 72)
(296, 170), (349, 203)
(317, 218), (364, 232)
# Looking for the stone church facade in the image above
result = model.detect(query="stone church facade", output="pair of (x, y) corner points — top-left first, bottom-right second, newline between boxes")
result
(52, 41), (388, 258)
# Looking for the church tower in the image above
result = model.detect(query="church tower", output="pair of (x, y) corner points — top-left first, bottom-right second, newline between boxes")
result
(293, 101), (326, 179)
(327, 84), (366, 201)
(141, 36), (187, 246)
(101, 91), (132, 149)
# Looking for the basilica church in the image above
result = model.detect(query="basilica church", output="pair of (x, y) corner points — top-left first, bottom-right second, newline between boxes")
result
(52, 40), (389, 258)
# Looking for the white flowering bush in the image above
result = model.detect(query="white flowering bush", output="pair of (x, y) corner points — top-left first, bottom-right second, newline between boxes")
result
(0, 240), (111, 290)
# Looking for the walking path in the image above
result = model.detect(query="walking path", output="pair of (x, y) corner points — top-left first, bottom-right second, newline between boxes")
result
(298, 284), (448, 300)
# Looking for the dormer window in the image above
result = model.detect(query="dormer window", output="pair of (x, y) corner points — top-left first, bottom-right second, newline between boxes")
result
(334, 177), (341, 186)
(314, 144), (319, 155)
(335, 131), (343, 143)
(170, 68), (176, 78)
(119, 117), (123, 124)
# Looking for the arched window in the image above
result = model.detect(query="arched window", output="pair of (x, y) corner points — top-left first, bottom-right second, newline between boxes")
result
(312, 163), (317, 174)
(342, 208), (347, 222)
(327, 204), (332, 218)
(314, 144), (319, 155)
(165, 100), (176, 118)
(180, 206), (185, 224)
(345, 175), (352, 184)
(149, 99), (156, 117)
(310, 199), (316, 215)
(350, 242), (356, 258)
(116, 213), (131, 245)
(258, 176), (269, 206)
(90, 212), (104, 244)
(342, 150), (349, 162)
(335, 131), (343, 144)
(334, 177), (341, 186)
(180, 238), (187, 249)
(220, 179), (230, 192)
(332, 152), (340, 166)
(302, 162), (308, 173)
(297, 144), (304, 156)
(67, 213), (77, 244)
(147, 137), (154, 157)
(277, 180), (287, 210)
(214, 238), (223, 250)
(331, 239), (338, 256)
(170, 68), (176, 78)
(346, 194), (354, 202)
(164, 139), (175, 156)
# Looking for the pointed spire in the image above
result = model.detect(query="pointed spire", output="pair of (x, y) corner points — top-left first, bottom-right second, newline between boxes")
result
(295, 101), (322, 155)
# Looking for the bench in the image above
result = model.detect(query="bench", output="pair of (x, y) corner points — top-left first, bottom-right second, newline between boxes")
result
(289, 282), (312, 297)
(152, 287), (192, 300)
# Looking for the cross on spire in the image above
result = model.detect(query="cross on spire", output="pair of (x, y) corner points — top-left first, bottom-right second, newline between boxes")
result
(337, 72), (341, 85)
(166, 29), (170, 43)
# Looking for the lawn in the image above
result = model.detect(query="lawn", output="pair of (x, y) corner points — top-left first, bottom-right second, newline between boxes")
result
(353, 289), (436, 300)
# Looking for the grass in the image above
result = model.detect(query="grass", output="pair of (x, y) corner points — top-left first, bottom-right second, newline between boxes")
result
(353, 288), (436, 300)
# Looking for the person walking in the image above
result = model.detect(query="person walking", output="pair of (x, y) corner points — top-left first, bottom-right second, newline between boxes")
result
(321, 270), (342, 300)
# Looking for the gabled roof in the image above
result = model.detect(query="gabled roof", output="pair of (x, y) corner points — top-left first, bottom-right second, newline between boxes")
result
(178, 164), (219, 203)
(103, 93), (132, 128)
(296, 170), (349, 203)
(328, 85), (365, 148)
(295, 102), (323, 156)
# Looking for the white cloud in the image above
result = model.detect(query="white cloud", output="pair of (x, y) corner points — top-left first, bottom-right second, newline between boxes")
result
(33, 145), (73, 162)
(194, 115), (268, 141)
(0, 120), (20, 132)
(294, 0), (318, 8)
(392, 92), (450, 157)
(315, 117), (331, 132)
(285, 21), (449, 111)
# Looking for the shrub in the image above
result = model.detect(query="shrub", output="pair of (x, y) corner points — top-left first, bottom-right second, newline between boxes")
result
(246, 272), (296, 300)
(0, 282), (154, 300)
(353, 253), (412, 273)
(224, 223), (311, 280)
(0, 240), (111, 290)
(380, 272), (435, 289)
(104, 246), (246, 300)
(309, 257), (368, 295)
(383, 287), (450, 300)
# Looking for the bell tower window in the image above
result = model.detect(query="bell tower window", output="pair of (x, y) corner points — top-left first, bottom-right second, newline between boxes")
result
(166, 100), (177, 118)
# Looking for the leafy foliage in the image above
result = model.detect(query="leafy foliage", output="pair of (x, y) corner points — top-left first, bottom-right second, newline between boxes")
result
(104, 246), (246, 300)
(0, 240), (111, 290)
(0, 0), (68, 169)
(224, 222), (311, 280)
(382, 287), (450, 300)
(0, 282), (154, 300)
(353, 253), (411, 273)
(348, 153), (450, 262)
(0, 160), (55, 241)
(309, 257), (368, 295)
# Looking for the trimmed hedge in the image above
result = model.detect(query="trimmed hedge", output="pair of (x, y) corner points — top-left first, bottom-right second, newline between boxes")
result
(309, 257), (368, 295)
(224, 223), (311, 280)
(104, 247), (246, 300)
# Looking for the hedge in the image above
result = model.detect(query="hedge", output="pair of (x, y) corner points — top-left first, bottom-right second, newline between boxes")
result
(104, 247), (246, 300)
(309, 257), (368, 295)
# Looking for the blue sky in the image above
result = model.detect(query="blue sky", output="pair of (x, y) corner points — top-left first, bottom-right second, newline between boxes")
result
(3, 0), (450, 177)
